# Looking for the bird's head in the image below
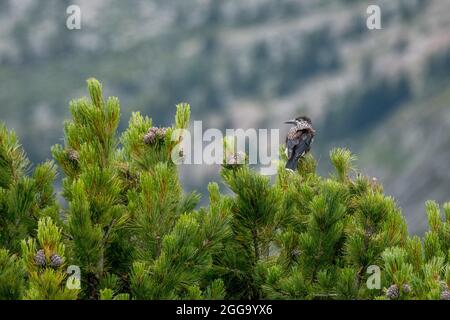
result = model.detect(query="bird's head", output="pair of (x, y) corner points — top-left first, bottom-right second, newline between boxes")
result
(284, 116), (312, 126)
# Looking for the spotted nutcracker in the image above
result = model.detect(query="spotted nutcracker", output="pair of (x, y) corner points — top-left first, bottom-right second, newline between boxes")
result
(284, 116), (316, 171)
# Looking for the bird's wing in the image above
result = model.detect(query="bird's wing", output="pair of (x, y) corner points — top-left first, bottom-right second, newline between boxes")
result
(286, 136), (300, 159)
(290, 131), (314, 162)
(286, 129), (304, 159)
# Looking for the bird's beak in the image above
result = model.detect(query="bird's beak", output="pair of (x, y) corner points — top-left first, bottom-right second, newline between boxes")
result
(284, 119), (296, 124)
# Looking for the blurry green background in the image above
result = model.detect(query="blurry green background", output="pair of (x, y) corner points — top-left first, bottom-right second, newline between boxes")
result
(1, 0), (449, 234)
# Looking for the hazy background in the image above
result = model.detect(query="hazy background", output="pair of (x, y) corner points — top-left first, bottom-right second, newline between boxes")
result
(1, 0), (449, 234)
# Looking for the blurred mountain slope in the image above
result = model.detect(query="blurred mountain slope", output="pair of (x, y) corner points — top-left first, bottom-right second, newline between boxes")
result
(358, 81), (450, 234)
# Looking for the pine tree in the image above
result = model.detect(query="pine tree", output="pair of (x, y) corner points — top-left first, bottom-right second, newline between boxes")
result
(51, 79), (230, 300)
(51, 79), (129, 299)
(379, 201), (450, 300)
(253, 148), (409, 299)
(0, 124), (59, 253)
(0, 77), (449, 300)
(21, 217), (78, 299)
(217, 158), (283, 299)
(0, 248), (25, 300)
(0, 124), (59, 300)
(120, 104), (195, 263)
(123, 107), (231, 300)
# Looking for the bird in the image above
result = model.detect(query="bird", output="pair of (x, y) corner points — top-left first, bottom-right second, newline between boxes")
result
(284, 116), (316, 171)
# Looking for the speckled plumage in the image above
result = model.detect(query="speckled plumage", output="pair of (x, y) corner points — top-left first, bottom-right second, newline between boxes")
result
(291, 119), (313, 132)
(285, 116), (315, 171)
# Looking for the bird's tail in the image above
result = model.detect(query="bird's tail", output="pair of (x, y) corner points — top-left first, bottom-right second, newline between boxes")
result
(285, 157), (298, 171)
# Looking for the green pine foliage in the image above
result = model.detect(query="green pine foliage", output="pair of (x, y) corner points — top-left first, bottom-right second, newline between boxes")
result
(378, 201), (450, 300)
(0, 78), (449, 300)
(21, 217), (78, 300)
(0, 249), (25, 299)
(257, 151), (411, 300)
(0, 125), (59, 253)
(51, 78), (130, 299)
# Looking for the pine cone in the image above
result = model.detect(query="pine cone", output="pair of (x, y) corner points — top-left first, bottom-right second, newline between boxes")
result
(144, 128), (157, 145)
(157, 127), (168, 138)
(365, 226), (375, 237)
(292, 249), (301, 258)
(144, 127), (168, 145)
(67, 149), (79, 163)
(441, 290), (450, 301)
(34, 249), (46, 267)
(50, 254), (63, 268)
(402, 284), (411, 294)
(223, 152), (246, 168)
(386, 284), (399, 300)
